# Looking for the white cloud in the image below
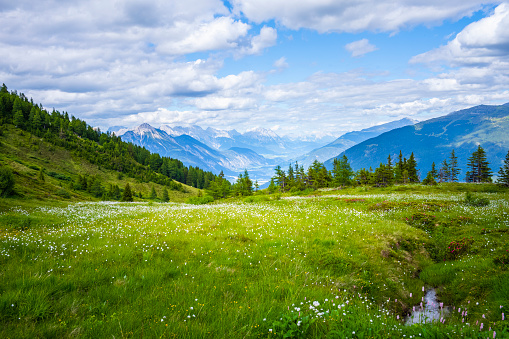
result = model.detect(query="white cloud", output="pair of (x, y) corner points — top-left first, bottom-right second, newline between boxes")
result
(411, 3), (509, 66)
(273, 57), (289, 69)
(232, 0), (487, 33)
(345, 39), (378, 57)
(236, 26), (278, 57)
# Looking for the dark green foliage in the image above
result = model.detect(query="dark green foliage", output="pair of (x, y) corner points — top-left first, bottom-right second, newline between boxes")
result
(162, 188), (169, 202)
(233, 169), (253, 196)
(47, 171), (72, 181)
(449, 149), (460, 182)
(464, 191), (489, 206)
(332, 155), (354, 186)
(405, 212), (438, 233)
(498, 150), (509, 186)
(38, 168), (45, 182)
(422, 171), (437, 185)
(122, 183), (133, 202)
(150, 185), (157, 199)
(439, 159), (449, 183)
(0, 166), (15, 196)
(56, 188), (71, 199)
(465, 145), (492, 183)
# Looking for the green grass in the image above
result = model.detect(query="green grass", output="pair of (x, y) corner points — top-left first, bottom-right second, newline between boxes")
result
(1, 185), (509, 338)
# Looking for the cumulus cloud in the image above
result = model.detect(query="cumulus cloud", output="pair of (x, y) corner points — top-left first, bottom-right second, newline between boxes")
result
(231, 0), (487, 33)
(411, 3), (509, 67)
(345, 39), (378, 57)
(273, 57), (289, 69)
(236, 26), (278, 57)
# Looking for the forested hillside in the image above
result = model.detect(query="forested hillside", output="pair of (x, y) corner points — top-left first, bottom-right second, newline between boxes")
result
(0, 84), (222, 199)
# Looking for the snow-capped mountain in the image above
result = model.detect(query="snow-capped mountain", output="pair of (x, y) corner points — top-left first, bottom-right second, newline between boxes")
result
(118, 124), (275, 178)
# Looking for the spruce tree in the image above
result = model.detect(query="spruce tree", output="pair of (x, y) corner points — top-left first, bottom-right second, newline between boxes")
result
(430, 162), (438, 179)
(466, 145), (491, 183)
(498, 150), (509, 186)
(439, 159), (449, 183)
(150, 185), (157, 199)
(449, 149), (460, 182)
(122, 183), (133, 202)
(406, 152), (419, 182)
(162, 188), (169, 202)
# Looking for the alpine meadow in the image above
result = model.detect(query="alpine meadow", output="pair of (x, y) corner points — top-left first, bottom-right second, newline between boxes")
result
(2, 1), (509, 338)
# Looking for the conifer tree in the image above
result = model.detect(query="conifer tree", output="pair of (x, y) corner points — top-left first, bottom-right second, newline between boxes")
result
(422, 171), (437, 185)
(333, 155), (353, 186)
(162, 188), (169, 202)
(406, 152), (419, 182)
(439, 159), (449, 182)
(122, 183), (133, 202)
(150, 185), (157, 199)
(449, 149), (460, 182)
(498, 150), (509, 186)
(394, 151), (404, 183)
(466, 145), (491, 183)
(430, 162), (438, 179)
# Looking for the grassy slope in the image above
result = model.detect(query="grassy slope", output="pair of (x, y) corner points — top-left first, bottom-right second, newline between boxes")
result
(0, 125), (199, 209)
(1, 185), (508, 338)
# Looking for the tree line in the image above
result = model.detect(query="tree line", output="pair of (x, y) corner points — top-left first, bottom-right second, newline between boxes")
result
(266, 146), (509, 193)
(0, 84), (220, 191)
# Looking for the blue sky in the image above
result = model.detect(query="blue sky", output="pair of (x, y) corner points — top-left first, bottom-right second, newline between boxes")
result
(1, 0), (508, 138)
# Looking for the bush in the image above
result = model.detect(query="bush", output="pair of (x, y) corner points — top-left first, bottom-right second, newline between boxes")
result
(56, 188), (71, 199)
(186, 195), (214, 205)
(464, 191), (489, 207)
(0, 166), (15, 197)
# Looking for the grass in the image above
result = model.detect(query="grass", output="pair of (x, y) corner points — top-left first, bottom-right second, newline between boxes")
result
(1, 185), (508, 338)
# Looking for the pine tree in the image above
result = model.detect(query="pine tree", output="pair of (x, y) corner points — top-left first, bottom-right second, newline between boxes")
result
(162, 188), (169, 202)
(332, 155), (353, 186)
(498, 150), (509, 186)
(439, 159), (450, 183)
(394, 151), (404, 183)
(422, 171), (437, 185)
(150, 185), (157, 199)
(122, 183), (133, 202)
(466, 145), (491, 183)
(430, 162), (438, 179)
(449, 149), (460, 182)
(406, 152), (419, 182)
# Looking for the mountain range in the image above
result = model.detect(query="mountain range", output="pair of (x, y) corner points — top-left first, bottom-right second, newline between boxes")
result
(324, 103), (509, 180)
(287, 118), (418, 169)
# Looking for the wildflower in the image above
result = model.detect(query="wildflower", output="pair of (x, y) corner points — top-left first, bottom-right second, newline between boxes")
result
(502, 313), (505, 321)
(410, 293), (412, 297)
(481, 323), (484, 330)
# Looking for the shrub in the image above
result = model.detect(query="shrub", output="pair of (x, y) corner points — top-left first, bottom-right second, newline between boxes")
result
(405, 212), (438, 232)
(56, 188), (71, 199)
(0, 166), (15, 197)
(464, 191), (489, 207)
(186, 195), (214, 205)
(446, 237), (474, 260)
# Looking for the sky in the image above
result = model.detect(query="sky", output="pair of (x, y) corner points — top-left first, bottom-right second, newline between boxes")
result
(1, 0), (509, 138)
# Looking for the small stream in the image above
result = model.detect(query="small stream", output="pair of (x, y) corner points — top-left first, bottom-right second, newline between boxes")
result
(405, 289), (450, 325)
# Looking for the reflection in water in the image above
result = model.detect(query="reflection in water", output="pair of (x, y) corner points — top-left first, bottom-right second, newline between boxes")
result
(405, 289), (450, 325)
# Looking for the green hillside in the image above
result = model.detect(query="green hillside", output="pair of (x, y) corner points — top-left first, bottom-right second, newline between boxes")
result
(0, 84), (217, 205)
(325, 103), (509, 179)
(0, 124), (201, 206)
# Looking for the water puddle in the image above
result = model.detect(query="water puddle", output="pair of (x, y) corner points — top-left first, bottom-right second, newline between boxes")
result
(405, 289), (450, 325)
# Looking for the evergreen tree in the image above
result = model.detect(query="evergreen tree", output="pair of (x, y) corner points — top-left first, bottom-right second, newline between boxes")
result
(332, 155), (354, 186)
(406, 152), (419, 182)
(422, 171), (437, 185)
(449, 149), (460, 182)
(267, 178), (277, 194)
(0, 166), (15, 197)
(498, 150), (509, 186)
(439, 159), (450, 183)
(122, 183), (133, 202)
(254, 180), (259, 192)
(150, 185), (157, 199)
(394, 151), (404, 183)
(162, 188), (169, 202)
(13, 110), (24, 128)
(430, 162), (438, 179)
(466, 145), (492, 183)
(90, 178), (104, 198)
(274, 165), (286, 192)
